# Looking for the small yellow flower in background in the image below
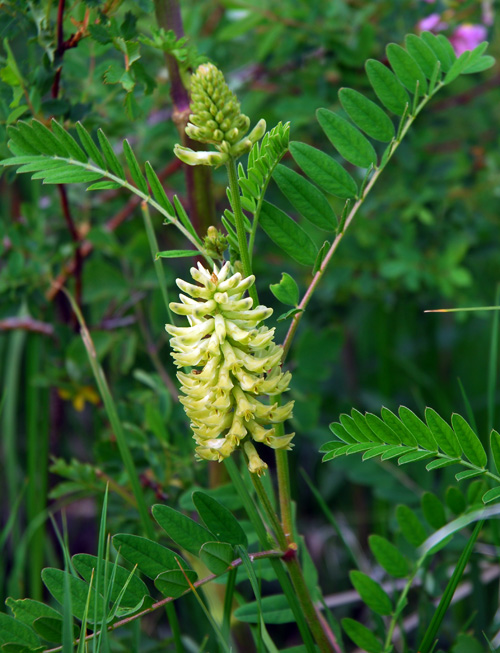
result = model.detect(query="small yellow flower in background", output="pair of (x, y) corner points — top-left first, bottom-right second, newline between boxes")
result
(174, 63), (266, 167)
(165, 262), (294, 475)
(58, 385), (100, 412)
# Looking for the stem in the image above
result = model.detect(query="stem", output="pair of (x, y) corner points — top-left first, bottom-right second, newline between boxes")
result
(153, 0), (215, 234)
(285, 554), (336, 652)
(251, 472), (288, 550)
(275, 447), (293, 542)
(225, 157), (259, 305)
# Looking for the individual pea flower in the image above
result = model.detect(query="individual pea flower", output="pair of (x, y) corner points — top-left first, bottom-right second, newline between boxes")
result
(165, 262), (294, 475)
(174, 63), (266, 167)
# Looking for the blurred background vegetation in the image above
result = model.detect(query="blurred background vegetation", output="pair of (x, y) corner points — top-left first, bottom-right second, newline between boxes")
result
(1, 0), (499, 650)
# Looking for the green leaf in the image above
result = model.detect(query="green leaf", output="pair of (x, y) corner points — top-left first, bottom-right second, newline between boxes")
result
(192, 492), (247, 546)
(365, 412), (400, 444)
(398, 450), (434, 465)
(75, 122), (106, 169)
(420, 31), (453, 72)
(386, 43), (428, 95)
(425, 408), (462, 458)
(260, 201), (318, 266)
(455, 469), (484, 482)
(342, 618), (383, 653)
(365, 59), (410, 116)
(72, 553), (149, 607)
(0, 613), (40, 649)
(86, 181), (122, 191)
(199, 542), (235, 575)
(156, 249), (198, 258)
(380, 406), (417, 446)
(50, 121), (87, 163)
(446, 486), (466, 515)
(340, 413), (373, 443)
(329, 422), (357, 444)
(32, 616), (78, 644)
(123, 139), (148, 194)
(154, 569), (198, 598)
(313, 240), (331, 274)
(369, 534), (409, 578)
(451, 413), (487, 468)
(404, 35), (439, 79)
(490, 429), (500, 474)
(234, 594), (294, 624)
(152, 504), (215, 556)
(42, 168), (104, 184)
(351, 408), (379, 442)
(113, 533), (190, 579)
(290, 141), (358, 199)
(396, 504), (427, 547)
(463, 55), (495, 74)
(41, 568), (99, 622)
(349, 571), (393, 616)
(399, 406), (437, 451)
(97, 128), (125, 178)
(338, 88), (394, 142)
(270, 272), (299, 306)
(145, 161), (175, 215)
(444, 51), (471, 85)
(426, 458), (458, 471)
(4, 599), (60, 629)
(317, 108), (377, 168)
(421, 492), (446, 530)
(362, 444), (394, 460)
(273, 164), (337, 231)
(277, 307), (303, 322)
(381, 445), (414, 460)
(482, 487), (500, 504)
(30, 120), (66, 157)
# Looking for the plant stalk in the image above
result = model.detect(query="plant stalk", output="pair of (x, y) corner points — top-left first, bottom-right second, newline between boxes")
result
(225, 157), (259, 305)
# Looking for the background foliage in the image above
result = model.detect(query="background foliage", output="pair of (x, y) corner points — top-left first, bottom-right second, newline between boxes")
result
(1, 0), (500, 651)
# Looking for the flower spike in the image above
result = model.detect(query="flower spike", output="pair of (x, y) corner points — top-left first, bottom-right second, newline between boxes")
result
(174, 63), (266, 166)
(165, 263), (294, 474)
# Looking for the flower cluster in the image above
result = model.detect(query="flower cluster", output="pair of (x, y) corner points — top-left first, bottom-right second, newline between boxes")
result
(174, 63), (266, 167)
(165, 263), (294, 475)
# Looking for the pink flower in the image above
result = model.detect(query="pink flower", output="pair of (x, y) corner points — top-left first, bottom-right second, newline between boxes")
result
(449, 24), (488, 55)
(417, 13), (448, 32)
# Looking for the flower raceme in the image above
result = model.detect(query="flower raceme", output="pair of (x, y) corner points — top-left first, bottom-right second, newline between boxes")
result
(165, 263), (294, 475)
(174, 63), (266, 167)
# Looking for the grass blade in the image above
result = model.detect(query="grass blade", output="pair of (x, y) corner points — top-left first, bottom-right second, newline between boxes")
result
(61, 288), (154, 539)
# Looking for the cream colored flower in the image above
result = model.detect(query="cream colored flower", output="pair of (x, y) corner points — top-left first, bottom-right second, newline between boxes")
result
(165, 262), (294, 474)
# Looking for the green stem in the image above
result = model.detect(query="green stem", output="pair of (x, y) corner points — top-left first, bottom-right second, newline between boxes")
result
(224, 458), (317, 652)
(285, 554), (336, 652)
(226, 157), (259, 306)
(275, 447), (294, 542)
(250, 472), (287, 551)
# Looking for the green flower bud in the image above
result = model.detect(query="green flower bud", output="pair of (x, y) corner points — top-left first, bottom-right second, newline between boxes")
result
(175, 63), (266, 166)
(165, 262), (294, 474)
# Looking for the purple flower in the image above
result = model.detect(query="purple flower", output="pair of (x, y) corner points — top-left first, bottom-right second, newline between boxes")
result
(450, 24), (488, 55)
(417, 13), (448, 32)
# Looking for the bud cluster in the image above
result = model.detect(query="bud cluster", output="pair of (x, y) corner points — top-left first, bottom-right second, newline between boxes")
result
(174, 63), (266, 167)
(165, 263), (294, 475)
